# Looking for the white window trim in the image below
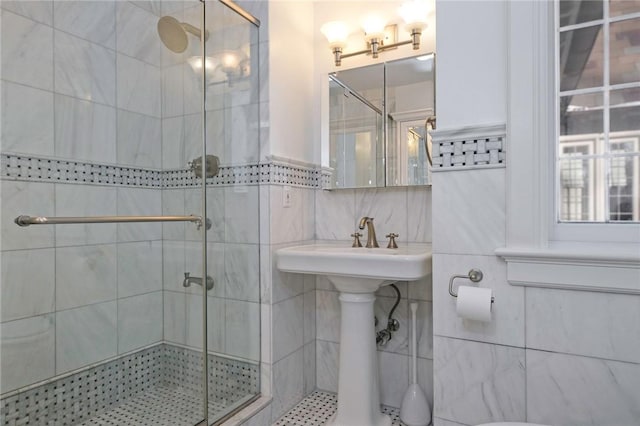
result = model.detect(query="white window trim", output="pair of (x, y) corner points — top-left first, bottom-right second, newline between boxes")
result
(497, 0), (640, 295)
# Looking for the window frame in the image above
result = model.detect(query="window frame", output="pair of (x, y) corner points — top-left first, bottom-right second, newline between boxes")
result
(497, 0), (640, 295)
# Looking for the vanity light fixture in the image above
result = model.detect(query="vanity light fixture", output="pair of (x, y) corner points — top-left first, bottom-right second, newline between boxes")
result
(187, 50), (249, 84)
(321, 0), (429, 67)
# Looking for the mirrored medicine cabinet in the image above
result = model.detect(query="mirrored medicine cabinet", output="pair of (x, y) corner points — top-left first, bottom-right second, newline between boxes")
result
(327, 53), (435, 189)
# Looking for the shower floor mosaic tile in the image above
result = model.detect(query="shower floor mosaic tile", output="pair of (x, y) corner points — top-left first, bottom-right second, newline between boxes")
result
(273, 391), (405, 426)
(78, 385), (226, 426)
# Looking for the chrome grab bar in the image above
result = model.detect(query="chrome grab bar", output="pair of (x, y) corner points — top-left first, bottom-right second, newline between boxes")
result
(14, 215), (212, 230)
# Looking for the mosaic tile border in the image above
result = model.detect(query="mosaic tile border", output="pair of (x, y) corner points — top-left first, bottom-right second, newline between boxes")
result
(0, 343), (259, 426)
(0, 153), (323, 189)
(430, 123), (507, 170)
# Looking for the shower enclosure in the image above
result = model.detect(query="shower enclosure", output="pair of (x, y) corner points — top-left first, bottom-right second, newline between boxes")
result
(0, 1), (260, 425)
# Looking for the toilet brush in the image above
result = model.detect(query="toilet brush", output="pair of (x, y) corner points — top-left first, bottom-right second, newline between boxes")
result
(400, 302), (431, 426)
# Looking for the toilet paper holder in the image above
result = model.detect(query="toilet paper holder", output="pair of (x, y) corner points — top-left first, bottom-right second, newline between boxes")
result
(449, 269), (493, 302)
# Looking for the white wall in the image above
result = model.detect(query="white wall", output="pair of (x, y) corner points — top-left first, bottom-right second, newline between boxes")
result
(268, 0), (316, 164)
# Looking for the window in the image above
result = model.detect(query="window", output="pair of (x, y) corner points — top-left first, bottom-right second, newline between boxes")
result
(556, 0), (640, 223)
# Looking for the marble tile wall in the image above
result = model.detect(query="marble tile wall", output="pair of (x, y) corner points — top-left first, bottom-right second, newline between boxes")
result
(0, 180), (165, 393)
(0, 1), (165, 394)
(430, 143), (640, 426)
(313, 185), (434, 409)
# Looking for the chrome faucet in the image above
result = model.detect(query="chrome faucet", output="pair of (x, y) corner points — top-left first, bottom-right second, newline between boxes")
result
(183, 272), (214, 291)
(358, 217), (379, 248)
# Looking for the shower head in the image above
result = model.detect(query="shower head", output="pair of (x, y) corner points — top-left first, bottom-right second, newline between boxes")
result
(157, 16), (207, 53)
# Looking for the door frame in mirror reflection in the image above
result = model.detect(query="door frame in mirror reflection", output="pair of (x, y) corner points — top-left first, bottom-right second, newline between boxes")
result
(390, 109), (434, 186)
(327, 53), (435, 189)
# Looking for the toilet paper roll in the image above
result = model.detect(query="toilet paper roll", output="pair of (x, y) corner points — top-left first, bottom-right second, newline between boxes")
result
(456, 285), (493, 322)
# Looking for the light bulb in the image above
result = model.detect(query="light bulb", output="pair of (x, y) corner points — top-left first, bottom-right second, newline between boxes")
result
(320, 21), (349, 49)
(398, 0), (429, 31)
(188, 55), (215, 77)
(361, 15), (386, 41)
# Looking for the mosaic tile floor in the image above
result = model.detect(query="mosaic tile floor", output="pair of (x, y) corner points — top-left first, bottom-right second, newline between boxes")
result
(274, 391), (406, 426)
(78, 385), (227, 426)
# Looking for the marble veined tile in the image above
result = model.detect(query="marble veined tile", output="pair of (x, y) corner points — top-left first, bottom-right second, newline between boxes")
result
(224, 243), (259, 302)
(226, 185), (260, 244)
(161, 116), (186, 169)
(269, 185), (303, 244)
(54, 94), (116, 164)
(131, 1), (163, 17)
(0, 314), (55, 392)
(117, 292), (163, 354)
(527, 350), (640, 426)
(270, 245), (306, 304)
(526, 288), (640, 364)
(55, 185), (117, 247)
(54, 30), (116, 106)
(1, 10), (53, 90)
(225, 299), (260, 361)
(433, 336), (525, 425)
(116, 187), (162, 242)
(272, 295), (304, 362)
(315, 290), (340, 343)
(55, 301), (117, 374)
(303, 290), (316, 345)
(53, 1), (115, 49)
(225, 104), (260, 164)
(315, 189), (355, 241)
(1, 181), (54, 251)
(303, 342), (316, 395)
(1, 248), (55, 322)
(116, 109), (162, 168)
(117, 241), (162, 298)
(432, 168), (506, 255)
(432, 253), (525, 348)
(1, 1), (52, 25)
(271, 348), (304, 422)
(117, 54), (161, 117)
(1, 81), (54, 156)
(355, 187), (409, 244)
(316, 339), (339, 393)
(55, 244), (117, 311)
(407, 186), (432, 243)
(378, 351), (409, 408)
(116, 2), (161, 66)
(161, 64), (184, 119)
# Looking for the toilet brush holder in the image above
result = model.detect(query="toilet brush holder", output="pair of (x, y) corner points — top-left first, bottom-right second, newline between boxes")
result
(400, 302), (431, 426)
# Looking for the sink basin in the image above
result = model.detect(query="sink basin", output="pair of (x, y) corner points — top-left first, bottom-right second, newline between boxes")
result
(276, 243), (432, 292)
(276, 242), (432, 425)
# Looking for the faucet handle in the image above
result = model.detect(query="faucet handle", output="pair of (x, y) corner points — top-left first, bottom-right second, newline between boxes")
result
(351, 232), (363, 248)
(385, 233), (399, 249)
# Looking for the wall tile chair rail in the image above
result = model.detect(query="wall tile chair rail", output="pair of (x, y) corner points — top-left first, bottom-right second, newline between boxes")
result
(1, 153), (324, 189)
(430, 123), (506, 170)
(0, 343), (259, 426)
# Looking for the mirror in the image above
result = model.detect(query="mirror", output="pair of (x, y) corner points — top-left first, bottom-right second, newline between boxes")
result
(327, 54), (435, 189)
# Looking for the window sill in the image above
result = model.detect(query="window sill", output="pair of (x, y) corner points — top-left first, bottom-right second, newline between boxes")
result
(495, 243), (640, 295)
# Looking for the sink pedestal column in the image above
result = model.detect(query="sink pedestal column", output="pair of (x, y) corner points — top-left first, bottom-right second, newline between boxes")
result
(327, 291), (390, 426)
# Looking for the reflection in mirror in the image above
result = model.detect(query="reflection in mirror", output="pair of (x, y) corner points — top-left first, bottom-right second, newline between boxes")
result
(386, 54), (435, 186)
(327, 54), (435, 189)
(329, 64), (384, 188)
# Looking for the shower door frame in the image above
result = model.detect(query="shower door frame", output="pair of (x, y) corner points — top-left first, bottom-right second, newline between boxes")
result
(197, 1), (262, 424)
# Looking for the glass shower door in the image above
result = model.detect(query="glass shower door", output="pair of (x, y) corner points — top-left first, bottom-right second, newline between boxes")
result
(201, 1), (262, 423)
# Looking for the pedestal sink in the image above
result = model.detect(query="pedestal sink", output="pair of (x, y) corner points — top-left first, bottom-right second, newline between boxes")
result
(276, 243), (432, 426)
